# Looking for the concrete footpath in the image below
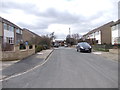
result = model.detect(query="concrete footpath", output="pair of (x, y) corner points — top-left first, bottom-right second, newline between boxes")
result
(92, 51), (118, 61)
(0, 49), (53, 80)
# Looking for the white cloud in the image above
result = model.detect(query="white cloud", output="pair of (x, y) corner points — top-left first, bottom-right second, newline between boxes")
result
(0, 0), (119, 39)
(47, 24), (70, 39)
(0, 9), (38, 26)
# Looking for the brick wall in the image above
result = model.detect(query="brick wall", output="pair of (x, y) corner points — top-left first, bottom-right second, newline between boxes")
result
(101, 23), (112, 44)
(1, 45), (35, 61)
(22, 29), (41, 45)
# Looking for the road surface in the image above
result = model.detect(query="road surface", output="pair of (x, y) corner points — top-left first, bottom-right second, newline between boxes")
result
(2, 47), (118, 88)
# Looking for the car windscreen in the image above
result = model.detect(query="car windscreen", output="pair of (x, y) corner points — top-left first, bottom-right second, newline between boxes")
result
(79, 43), (90, 47)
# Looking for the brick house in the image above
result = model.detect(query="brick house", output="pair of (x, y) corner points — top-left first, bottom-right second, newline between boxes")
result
(0, 17), (23, 51)
(0, 17), (38, 60)
(22, 28), (41, 45)
(82, 21), (114, 45)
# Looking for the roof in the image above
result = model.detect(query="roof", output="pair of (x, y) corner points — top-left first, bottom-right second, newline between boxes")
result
(0, 16), (22, 30)
(22, 28), (41, 38)
(111, 19), (120, 26)
(83, 21), (114, 37)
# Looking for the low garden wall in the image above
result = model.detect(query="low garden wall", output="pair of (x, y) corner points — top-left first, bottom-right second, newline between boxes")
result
(1, 45), (35, 61)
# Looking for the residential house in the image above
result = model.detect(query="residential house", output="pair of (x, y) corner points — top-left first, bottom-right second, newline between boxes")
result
(22, 28), (41, 45)
(82, 21), (114, 45)
(111, 19), (120, 45)
(0, 17), (39, 60)
(0, 17), (23, 51)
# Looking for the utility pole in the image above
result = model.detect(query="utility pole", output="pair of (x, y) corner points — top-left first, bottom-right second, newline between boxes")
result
(69, 27), (71, 38)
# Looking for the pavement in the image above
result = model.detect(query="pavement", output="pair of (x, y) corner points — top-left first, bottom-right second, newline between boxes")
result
(2, 47), (118, 88)
(92, 51), (118, 61)
(0, 60), (20, 79)
(0, 49), (53, 80)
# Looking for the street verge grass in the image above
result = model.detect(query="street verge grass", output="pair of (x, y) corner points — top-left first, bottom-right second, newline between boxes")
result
(93, 48), (109, 52)
(92, 44), (111, 52)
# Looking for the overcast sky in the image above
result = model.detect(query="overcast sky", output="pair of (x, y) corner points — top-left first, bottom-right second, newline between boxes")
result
(0, 0), (119, 39)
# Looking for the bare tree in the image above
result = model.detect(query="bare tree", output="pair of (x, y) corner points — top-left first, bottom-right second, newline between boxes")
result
(49, 32), (56, 41)
(71, 33), (80, 44)
(66, 34), (76, 46)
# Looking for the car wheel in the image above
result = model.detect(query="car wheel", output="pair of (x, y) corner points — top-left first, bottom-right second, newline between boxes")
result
(77, 49), (79, 52)
(89, 50), (91, 53)
(79, 49), (81, 52)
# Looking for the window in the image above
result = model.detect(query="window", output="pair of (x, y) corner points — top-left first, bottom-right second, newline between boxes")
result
(16, 28), (22, 34)
(16, 28), (20, 33)
(118, 24), (120, 29)
(20, 30), (22, 34)
(112, 25), (117, 31)
(97, 31), (99, 35)
(4, 23), (8, 30)
(95, 31), (100, 35)
(6, 37), (14, 44)
(96, 40), (98, 43)
(9, 26), (14, 32)
(89, 34), (93, 38)
(118, 24), (120, 26)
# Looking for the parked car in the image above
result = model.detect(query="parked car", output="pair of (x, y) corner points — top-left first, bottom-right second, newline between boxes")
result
(54, 43), (59, 48)
(76, 42), (92, 53)
(64, 44), (68, 47)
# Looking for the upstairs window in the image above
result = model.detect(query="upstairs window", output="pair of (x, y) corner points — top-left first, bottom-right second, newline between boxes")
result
(118, 24), (120, 26)
(9, 26), (14, 32)
(97, 32), (99, 35)
(20, 30), (22, 34)
(95, 31), (100, 35)
(112, 26), (116, 31)
(16, 28), (22, 34)
(16, 28), (20, 34)
(4, 23), (8, 30)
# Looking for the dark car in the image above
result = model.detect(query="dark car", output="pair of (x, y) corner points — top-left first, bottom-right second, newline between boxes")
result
(76, 42), (92, 53)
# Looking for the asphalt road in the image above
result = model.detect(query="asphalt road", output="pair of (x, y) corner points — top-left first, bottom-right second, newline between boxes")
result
(2, 47), (118, 88)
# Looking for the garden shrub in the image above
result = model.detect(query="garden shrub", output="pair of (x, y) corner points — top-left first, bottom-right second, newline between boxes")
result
(35, 45), (44, 53)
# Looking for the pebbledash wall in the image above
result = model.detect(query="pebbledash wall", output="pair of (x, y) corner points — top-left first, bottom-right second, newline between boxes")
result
(0, 44), (35, 61)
